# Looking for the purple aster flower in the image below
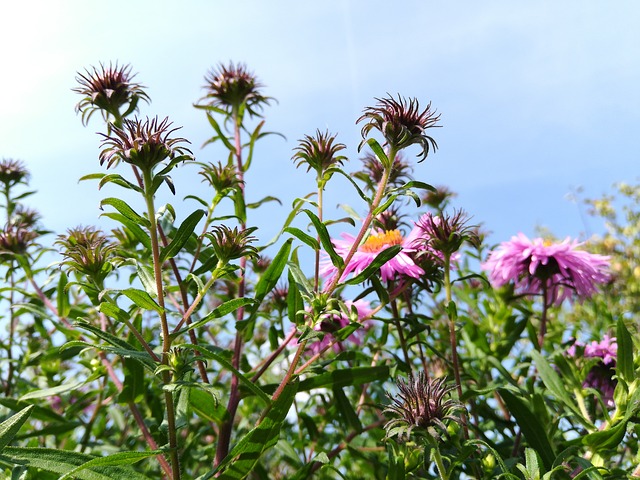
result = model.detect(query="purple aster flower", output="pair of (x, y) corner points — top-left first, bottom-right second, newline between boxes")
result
(295, 300), (373, 355)
(482, 233), (610, 305)
(569, 335), (617, 407)
(320, 229), (424, 283)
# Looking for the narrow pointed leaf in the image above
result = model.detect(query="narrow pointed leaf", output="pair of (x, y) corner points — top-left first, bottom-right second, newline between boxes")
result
(284, 227), (320, 250)
(302, 209), (343, 268)
(0, 405), (34, 451)
(366, 138), (390, 168)
(345, 245), (402, 285)
(176, 297), (256, 335)
(180, 344), (270, 405)
(2, 447), (153, 480)
(160, 209), (205, 263)
(100, 198), (150, 227)
(616, 318), (634, 382)
(499, 389), (555, 470)
(214, 381), (298, 479)
(120, 288), (164, 314)
(57, 450), (162, 480)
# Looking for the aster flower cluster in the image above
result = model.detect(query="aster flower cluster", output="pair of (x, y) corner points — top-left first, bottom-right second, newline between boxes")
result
(482, 233), (610, 306)
(321, 211), (473, 285)
(568, 335), (618, 407)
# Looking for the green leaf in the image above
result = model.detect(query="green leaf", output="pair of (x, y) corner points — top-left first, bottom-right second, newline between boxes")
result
(287, 261), (313, 300)
(530, 350), (593, 428)
(206, 113), (235, 151)
(176, 297), (256, 335)
(180, 345), (271, 405)
(100, 198), (148, 227)
(287, 265), (305, 326)
(2, 447), (153, 480)
(101, 213), (152, 250)
(400, 180), (436, 193)
(581, 419), (627, 450)
(344, 245), (402, 285)
(0, 405), (34, 452)
(284, 227), (320, 251)
(160, 209), (205, 263)
(333, 386), (362, 432)
(118, 357), (145, 404)
(0, 399), (67, 424)
(61, 340), (157, 371)
(616, 317), (634, 382)
(120, 288), (164, 314)
(366, 138), (390, 169)
(79, 173), (106, 182)
(135, 262), (158, 297)
(242, 238), (293, 337)
(214, 381), (298, 479)
(190, 388), (228, 424)
(247, 196), (282, 209)
(499, 389), (555, 470)
(56, 271), (70, 319)
(19, 381), (85, 401)
(262, 366), (389, 394)
(302, 209), (343, 269)
(58, 450), (162, 480)
(335, 170), (370, 204)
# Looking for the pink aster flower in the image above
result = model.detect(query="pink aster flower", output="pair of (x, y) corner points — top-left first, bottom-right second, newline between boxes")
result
(482, 233), (610, 305)
(568, 335), (617, 407)
(295, 300), (374, 355)
(320, 229), (424, 283)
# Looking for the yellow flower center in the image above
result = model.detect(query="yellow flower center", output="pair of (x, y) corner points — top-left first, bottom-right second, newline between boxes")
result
(543, 239), (553, 247)
(360, 229), (403, 253)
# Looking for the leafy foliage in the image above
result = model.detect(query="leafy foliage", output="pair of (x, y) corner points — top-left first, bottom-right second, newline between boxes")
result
(0, 62), (637, 480)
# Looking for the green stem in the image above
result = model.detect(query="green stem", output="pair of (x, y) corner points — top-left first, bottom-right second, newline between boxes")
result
(428, 436), (449, 480)
(390, 298), (411, 371)
(215, 113), (247, 466)
(142, 168), (181, 480)
(314, 184), (323, 291)
(444, 253), (469, 440)
(538, 283), (550, 351)
(323, 146), (396, 296)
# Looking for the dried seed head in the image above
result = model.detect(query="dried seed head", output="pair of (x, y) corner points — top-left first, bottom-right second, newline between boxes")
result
(199, 161), (242, 193)
(57, 226), (117, 284)
(206, 225), (258, 263)
(0, 159), (30, 187)
(292, 130), (347, 184)
(0, 223), (38, 260)
(359, 150), (413, 189)
(202, 62), (271, 117)
(413, 210), (477, 256)
(73, 62), (150, 125)
(383, 373), (463, 442)
(357, 95), (440, 161)
(422, 185), (457, 212)
(99, 116), (192, 173)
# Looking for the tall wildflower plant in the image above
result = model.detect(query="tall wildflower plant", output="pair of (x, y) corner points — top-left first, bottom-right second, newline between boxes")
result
(0, 60), (637, 480)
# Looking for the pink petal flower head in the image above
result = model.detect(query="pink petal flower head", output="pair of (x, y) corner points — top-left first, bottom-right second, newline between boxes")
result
(320, 229), (424, 283)
(301, 300), (374, 355)
(481, 233), (610, 305)
(568, 335), (617, 407)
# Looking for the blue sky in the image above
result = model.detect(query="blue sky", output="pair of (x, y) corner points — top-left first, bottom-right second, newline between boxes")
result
(1, 1), (638, 249)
